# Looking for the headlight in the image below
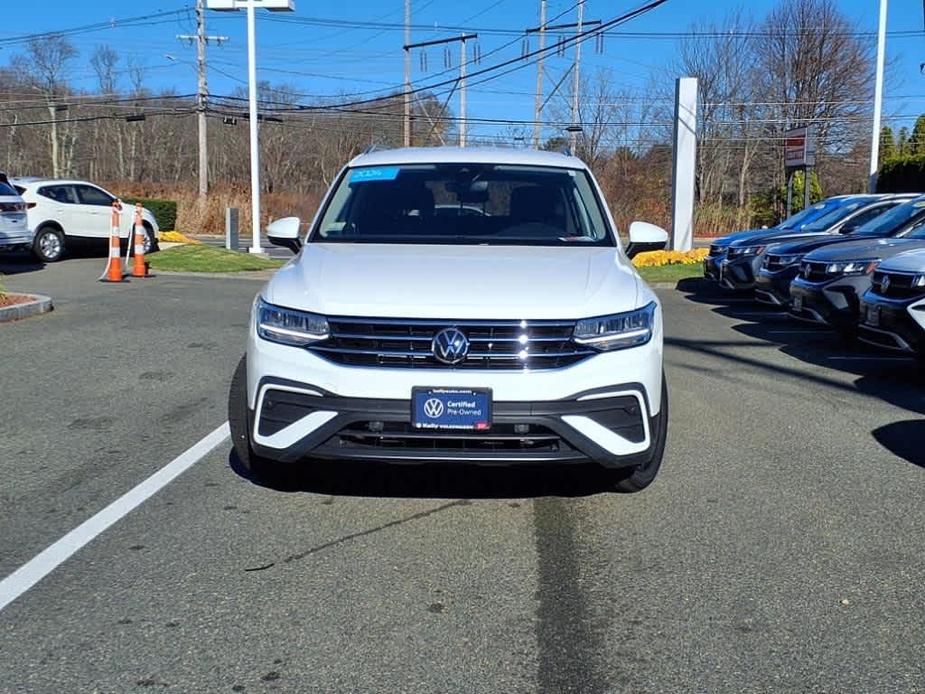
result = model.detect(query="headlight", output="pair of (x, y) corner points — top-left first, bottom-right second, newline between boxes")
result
(573, 302), (656, 351)
(778, 254), (802, 266)
(729, 245), (764, 258)
(255, 297), (329, 346)
(824, 259), (880, 276)
(914, 275), (925, 288)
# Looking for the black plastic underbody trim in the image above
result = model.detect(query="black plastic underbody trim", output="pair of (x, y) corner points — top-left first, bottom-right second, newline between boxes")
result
(250, 377), (656, 468)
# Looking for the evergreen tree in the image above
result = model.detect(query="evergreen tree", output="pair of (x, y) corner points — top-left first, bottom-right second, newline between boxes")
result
(911, 115), (925, 156)
(898, 127), (910, 155)
(879, 126), (897, 162)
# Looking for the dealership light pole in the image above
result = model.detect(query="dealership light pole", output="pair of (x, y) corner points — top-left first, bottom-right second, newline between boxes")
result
(206, 0), (295, 255)
(869, 0), (888, 193)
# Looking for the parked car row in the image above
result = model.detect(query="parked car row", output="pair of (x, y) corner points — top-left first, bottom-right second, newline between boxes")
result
(0, 173), (160, 262)
(703, 193), (925, 358)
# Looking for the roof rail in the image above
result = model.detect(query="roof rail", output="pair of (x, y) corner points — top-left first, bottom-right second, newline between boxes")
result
(363, 143), (386, 154)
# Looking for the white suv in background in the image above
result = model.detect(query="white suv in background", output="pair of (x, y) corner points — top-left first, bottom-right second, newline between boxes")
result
(0, 172), (31, 252)
(12, 178), (160, 262)
(229, 147), (671, 493)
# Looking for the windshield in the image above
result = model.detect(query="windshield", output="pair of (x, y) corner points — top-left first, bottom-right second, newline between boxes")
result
(854, 199), (925, 238)
(311, 163), (613, 246)
(801, 202), (866, 231)
(777, 200), (839, 230)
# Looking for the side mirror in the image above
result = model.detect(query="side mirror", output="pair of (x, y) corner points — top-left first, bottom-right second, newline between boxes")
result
(266, 216), (302, 254)
(625, 221), (669, 259)
(839, 224), (858, 235)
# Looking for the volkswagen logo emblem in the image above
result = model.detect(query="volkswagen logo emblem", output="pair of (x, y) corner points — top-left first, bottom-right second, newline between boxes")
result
(423, 398), (445, 418)
(432, 327), (469, 365)
(881, 275), (891, 292)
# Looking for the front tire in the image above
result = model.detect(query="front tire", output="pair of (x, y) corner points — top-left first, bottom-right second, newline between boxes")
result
(228, 355), (281, 482)
(32, 226), (65, 262)
(142, 222), (159, 254)
(608, 374), (669, 493)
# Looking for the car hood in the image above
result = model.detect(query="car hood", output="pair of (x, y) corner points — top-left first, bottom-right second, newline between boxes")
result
(264, 243), (641, 319)
(766, 233), (855, 255)
(730, 230), (835, 249)
(877, 247), (925, 273)
(804, 237), (925, 262)
(713, 228), (774, 247)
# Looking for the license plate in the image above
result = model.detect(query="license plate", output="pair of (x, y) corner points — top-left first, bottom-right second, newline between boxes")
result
(412, 387), (492, 431)
(865, 305), (880, 327)
(793, 295), (803, 312)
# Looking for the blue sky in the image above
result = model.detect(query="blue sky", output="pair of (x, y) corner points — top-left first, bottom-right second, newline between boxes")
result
(2, 0), (924, 142)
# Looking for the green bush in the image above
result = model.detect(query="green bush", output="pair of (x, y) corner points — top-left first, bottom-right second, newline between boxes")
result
(122, 197), (178, 231)
(877, 155), (925, 193)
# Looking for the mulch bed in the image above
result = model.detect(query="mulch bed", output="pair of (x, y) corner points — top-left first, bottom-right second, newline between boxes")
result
(0, 294), (31, 308)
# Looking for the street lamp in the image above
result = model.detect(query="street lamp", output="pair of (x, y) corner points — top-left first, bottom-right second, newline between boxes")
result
(207, 0), (295, 255)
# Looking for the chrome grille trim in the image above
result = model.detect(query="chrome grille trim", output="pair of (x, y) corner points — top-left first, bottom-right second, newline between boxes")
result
(871, 270), (925, 299)
(310, 317), (596, 370)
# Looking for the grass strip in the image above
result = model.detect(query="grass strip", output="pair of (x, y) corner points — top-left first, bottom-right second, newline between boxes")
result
(148, 245), (284, 273)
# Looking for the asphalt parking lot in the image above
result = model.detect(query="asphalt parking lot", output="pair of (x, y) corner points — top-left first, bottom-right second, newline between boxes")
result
(1, 257), (923, 693)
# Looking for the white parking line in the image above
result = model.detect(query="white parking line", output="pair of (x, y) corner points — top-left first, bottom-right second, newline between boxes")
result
(0, 422), (230, 614)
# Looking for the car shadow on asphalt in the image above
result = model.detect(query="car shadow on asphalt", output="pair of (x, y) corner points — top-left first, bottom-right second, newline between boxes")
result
(675, 277), (925, 469)
(228, 450), (624, 498)
(0, 252), (44, 275)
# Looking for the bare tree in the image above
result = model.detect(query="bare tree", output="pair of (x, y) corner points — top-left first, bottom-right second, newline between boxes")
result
(12, 35), (77, 177)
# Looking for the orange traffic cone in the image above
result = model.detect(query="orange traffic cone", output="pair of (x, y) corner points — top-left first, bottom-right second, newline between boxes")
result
(100, 200), (127, 283)
(131, 203), (149, 278)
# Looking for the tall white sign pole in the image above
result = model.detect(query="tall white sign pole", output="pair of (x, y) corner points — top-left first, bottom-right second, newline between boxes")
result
(246, 1), (262, 254)
(671, 77), (698, 252)
(869, 0), (888, 193)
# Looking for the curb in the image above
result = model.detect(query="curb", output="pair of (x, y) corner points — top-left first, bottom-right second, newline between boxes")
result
(0, 293), (54, 323)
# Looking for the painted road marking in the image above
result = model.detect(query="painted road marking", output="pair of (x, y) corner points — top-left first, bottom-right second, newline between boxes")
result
(0, 422), (230, 614)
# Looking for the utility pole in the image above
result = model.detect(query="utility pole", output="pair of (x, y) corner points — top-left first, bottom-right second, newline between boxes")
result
(403, 0), (412, 147)
(533, 0), (546, 149)
(459, 36), (468, 147)
(177, 0), (228, 198)
(869, 0), (888, 192)
(569, 0), (585, 153)
(404, 34), (477, 148)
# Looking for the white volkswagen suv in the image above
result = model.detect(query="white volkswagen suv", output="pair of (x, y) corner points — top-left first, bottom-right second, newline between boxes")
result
(229, 147), (670, 492)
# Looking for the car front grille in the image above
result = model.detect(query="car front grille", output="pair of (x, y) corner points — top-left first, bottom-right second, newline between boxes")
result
(871, 270), (925, 299)
(764, 254), (789, 272)
(800, 261), (829, 283)
(307, 317), (596, 370)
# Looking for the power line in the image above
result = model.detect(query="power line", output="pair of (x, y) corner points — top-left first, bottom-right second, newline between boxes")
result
(0, 8), (194, 47)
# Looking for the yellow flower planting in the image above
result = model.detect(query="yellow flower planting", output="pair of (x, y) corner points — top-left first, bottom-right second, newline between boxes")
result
(158, 231), (202, 245)
(632, 248), (708, 268)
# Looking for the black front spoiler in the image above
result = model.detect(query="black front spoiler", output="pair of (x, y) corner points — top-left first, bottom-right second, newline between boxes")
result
(249, 377), (658, 469)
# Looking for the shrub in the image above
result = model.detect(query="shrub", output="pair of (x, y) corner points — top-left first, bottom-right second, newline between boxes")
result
(877, 155), (925, 193)
(122, 196), (178, 231)
(159, 230), (201, 244)
(632, 248), (708, 268)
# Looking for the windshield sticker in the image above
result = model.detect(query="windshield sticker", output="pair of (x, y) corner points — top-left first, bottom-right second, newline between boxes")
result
(350, 167), (400, 183)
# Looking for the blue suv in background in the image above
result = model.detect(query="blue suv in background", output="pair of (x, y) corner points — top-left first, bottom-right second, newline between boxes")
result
(703, 196), (860, 283)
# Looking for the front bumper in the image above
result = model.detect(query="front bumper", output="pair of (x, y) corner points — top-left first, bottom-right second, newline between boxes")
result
(719, 256), (762, 290)
(858, 296), (925, 354)
(789, 275), (870, 328)
(248, 379), (658, 468)
(703, 255), (724, 280)
(755, 266), (800, 306)
(246, 312), (665, 469)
